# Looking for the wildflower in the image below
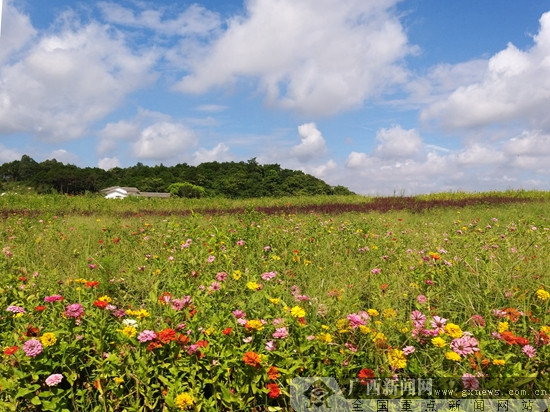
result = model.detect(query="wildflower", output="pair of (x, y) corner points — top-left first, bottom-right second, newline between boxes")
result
(222, 327), (232, 335)
(246, 281), (260, 290)
(122, 319), (138, 327)
(383, 308), (397, 319)
(113, 377), (124, 384)
(22, 339), (43, 357)
(371, 268), (381, 275)
(64, 303), (84, 318)
(290, 306), (306, 318)
(93, 300), (109, 309)
(232, 309), (246, 319)
(119, 326), (137, 338)
(445, 323), (463, 338)
(430, 315), (447, 333)
(492, 359), (506, 366)
(347, 313), (367, 329)
(208, 281), (221, 292)
(216, 272), (228, 282)
(126, 308), (150, 319)
(6, 305), (26, 314)
(522, 345), (537, 358)
(233, 270), (242, 280)
(272, 327), (289, 339)
(536, 289), (550, 301)
(261, 271), (277, 281)
(34, 305), (47, 312)
(318, 333), (333, 343)
(45, 374), (63, 386)
(245, 319), (264, 332)
(450, 335), (479, 356)
(417, 295), (428, 304)
(265, 340), (277, 351)
(3, 346), (18, 356)
(367, 309), (379, 317)
(469, 314), (485, 327)
(461, 373), (479, 390)
(431, 337), (446, 348)
(498, 322), (509, 333)
(175, 392), (194, 410)
(158, 328), (177, 343)
(243, 351), (262, 368)
(267, 366), (280, 380)
(445, 351), (461, 362)
(85, 280), (99, 287)
(138, 330), (157, 343)
(269, 298), (280, 305)
(267, 382), (280, 398)
(358, 368), (375, 385)
(387, 348), (407, 369)
(411, 310), (426, 328)
(40, 333), (57, 347)
(402, 346), (415, 355)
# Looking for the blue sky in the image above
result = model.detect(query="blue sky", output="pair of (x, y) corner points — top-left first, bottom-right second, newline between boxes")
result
(1, 0), (550, 195)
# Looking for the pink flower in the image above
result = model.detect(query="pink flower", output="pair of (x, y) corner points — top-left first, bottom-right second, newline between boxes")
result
(6, 305), (26, 314)
(469, 314), (485, 327)
(430, 315), (447, 333)
(402, 346), (415, 355)
(411, 310), (426, 328)
(138, 330), (157, 343)
(208, 281), (221, 292)
(462, 373), (479, 390)
(261, 272), (277, 281)
(45, 373), (63, 386)
(265, 340), (277, 351)
(44, 294), (64, 303)
(64, 303), (84, 318)
(416, 295), (427, 304)
(232, 310), (246, 319)
(450, 336), (479, 356)
(216, 272), (228, 282)
(371, 268), (381, 275)
(522, 345), (536, 358)
(23, 339), (43, 357)
(207, 255), (215, 263)
(236, 240), (245, 246)
(347, 313), (367, 329)
(272, 327), (289, 339)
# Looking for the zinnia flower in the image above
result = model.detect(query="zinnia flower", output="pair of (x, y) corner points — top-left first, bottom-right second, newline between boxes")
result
(40, 333), (57, 347)
(64, 303), (84, 318)
(267, 366), (280, 380)
(445, 351), (461, 362)
(272, 327), (289, 339)
(243, 351), (262, 368)
(387, 348), (407, 369)
(462, 373), (479, 390)
(6, 305), (26, 314)
(3, 346), (18, 356)
(445, 323), (463, 338)
(22, 339), (43, 357)
(45, 373), (63, 386)
(358, 368), (375, 385)
(175, 392), (194, 409)
(266, 382), (280, 398)
(138, 330), (157, 343)
(44, 295), (64, 303)
(290, 306), (306, 318)
(536, 289), (550, 301)
(522, 345), (537, 358)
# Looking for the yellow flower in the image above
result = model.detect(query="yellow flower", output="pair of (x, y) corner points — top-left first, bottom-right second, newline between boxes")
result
(321, 325), (329, 330)
(245, 319), (264, 331)
(372, 332), (386, 344)
(536, 289), (550, 301)
(445, 351), (461, 362)
(387, 348), (407, 369)
(318, 333), (332, 343)
(367, 309), (379, 317)
(271, 255), (281, 261)
(431, 337), (446, 348)
(246, 281), (259, 290)
(40, 332), (57, 347)
(113, 377), (124, 384)
(98, 295), (112, 303)
(175, 392), (194, 410)
(269, 298), (280, 305)
(498, 322), (509, 333)
(445, 323), (463, 338)
(118, 326), (137, 338)
(492, 359), (506, 366)
(232, 270), (242, 280)
(290, 306), (306, 318)
(126, 309), (150, 320)
(359, 325), (371, 335)
(383, 308), (397, 319)
(400, 327), (409, 334)
(74, 278), (87, 284)
(540, 326), (550, 335)
(336, 318), (349, 330)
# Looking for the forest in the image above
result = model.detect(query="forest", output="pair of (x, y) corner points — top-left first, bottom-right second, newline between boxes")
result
(0, 155), (353, 198)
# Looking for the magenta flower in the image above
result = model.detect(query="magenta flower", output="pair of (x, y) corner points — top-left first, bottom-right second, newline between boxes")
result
(232, 310), (246, 319)
(371, 268), (381, 275)
(23, 339), (43, 357)
(402, 346), (416, 355)
(6, 305), (26, 314)
(236, 240), (245, 246)
(347, 313), (367, 329)
(207, 255), (215, 263)
(261, 271), (277, 281)
(522, 345), (537, 358)
(265, 340), (277, 351)
(44, 294), (64, 302)
(138, 330), (157, 343)
(64, 303), (84, 318)
(450, 336), (479, 356)
(411, 310), (426, 328)
(272, 327), (289, 339)
(430, 315), (447, 332)
(461, 373), (479, 390)
(216, 272), (228, 282)
(416, 295), (427, 304)
(45, 373), (63, 386)
(470, 314), (485, 327)
(208, 281), (221, 292)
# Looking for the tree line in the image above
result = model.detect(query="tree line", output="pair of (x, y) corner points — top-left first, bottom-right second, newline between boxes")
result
(0, 155), (354, 198)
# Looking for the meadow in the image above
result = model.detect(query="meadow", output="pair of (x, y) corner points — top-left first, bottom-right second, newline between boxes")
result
(1, 192), (549, 411)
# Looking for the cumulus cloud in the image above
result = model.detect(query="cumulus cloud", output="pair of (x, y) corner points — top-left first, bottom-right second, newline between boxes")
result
(98, 157), (121, 171)
(192, 143), (232, 164)
(132, 121), (197, 161)
(0, 144), (21, 163)
(290, 123), (327, 162)
(176, 0), (412, 116)
(421, 11), (550, 132)
(374, 125), (422, 158)
(0, 11), (156, 141)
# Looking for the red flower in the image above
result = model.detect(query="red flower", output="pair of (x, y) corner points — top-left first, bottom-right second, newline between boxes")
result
(147, 341), (163, 351)
(85, 281), (99, 288)
(222, 327), (232, 335)
(3, 346), (18, 356)
(176, 334), (190, 346)
(266, 383), (280, 398)
(358, 368), (375, 385)
(113, 237), (120, 244)
(196, 340), (208, 348)
(158, 328), (177, 344)
(34, 305), (47, 312)
(25, 325), (40, 337)
(93, 300), (108, 309)
(158, 292), (172, 304)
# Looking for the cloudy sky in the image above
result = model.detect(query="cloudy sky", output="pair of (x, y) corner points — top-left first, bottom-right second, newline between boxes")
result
(1, 0), (550, 195)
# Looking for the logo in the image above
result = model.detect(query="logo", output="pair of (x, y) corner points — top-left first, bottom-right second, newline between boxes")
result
(290, 377), (353, 411)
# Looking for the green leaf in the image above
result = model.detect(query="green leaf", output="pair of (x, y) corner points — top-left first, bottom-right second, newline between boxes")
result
(30, 396), (42, 406)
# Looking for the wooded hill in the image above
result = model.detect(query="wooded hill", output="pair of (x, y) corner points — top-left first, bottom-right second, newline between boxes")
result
(0, 155), (354, 198)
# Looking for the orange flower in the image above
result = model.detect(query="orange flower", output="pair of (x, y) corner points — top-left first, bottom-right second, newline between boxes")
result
(358, 368), (375, 385)
(267, 366), (280, 380)
(503, 307), (521, 323)
(266, 383), (280, 398)
(158, 328), (177, 344)
(243, 351), (262, 368)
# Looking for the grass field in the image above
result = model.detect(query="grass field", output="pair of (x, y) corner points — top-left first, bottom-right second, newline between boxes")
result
(1, 192), (549, 411)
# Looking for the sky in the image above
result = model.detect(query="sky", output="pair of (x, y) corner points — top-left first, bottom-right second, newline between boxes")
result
(1, 0), (550, 195)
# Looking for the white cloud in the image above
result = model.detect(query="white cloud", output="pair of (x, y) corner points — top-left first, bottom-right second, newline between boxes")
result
(0, 2), (36, 65)
(97, 120), (141, 155)
(176, 0), (412, 116)
(98, 2), (221, 38)
(374, 125), (422, 158)
(48, 149), (78, 165)
(0, 15), (156, 141)
(0, 144), (21, 163)
(98, 157), (121, 170)
(192, 143), (232, 164)
(290, 122), (327, 162)
(421, 11), (550, 132)
(132, 121), (197, 161)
